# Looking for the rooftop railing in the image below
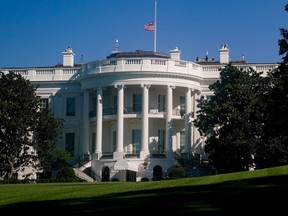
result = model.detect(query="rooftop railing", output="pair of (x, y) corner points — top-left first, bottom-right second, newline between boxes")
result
(1, 68), (81, 81)
(1, 58), (277, 82)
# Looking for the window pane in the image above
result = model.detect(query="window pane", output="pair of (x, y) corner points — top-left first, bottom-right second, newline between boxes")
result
(180, 96), (185, 116)
(113, 95), (118, 115)
(92, 132), (96, 153)
(40, 98), (49, 110)
(66, 98), (76, 116)
(113, 131), (117, 151)
(180, 131), (185, 152)
(132, 129), (141, 154)
(65, 133), (75, 157)
(133, 94), (142, 113)
(158, 130), (165, 153)
(158, 95), (165, 112)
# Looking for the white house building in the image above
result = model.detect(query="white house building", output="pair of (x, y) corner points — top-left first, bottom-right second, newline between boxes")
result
(0, 43), (277, 182)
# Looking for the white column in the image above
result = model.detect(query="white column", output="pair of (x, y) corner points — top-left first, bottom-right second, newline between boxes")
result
(165, 85), (174, 156)
(184, 88), (192, 154)
(192, 90), (201, 151)
(82, 90), (90, 156)
(114, 84), (124, 159)
(95, 87), (103, 158)
(141, 84), (150, 158)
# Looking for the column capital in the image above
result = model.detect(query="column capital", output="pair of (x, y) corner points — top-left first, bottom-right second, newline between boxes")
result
(141, 84), (151, 89)
(185, 87), (192, 93)
(168, 85), (175, 89)
(114, 84), (125, 90)
(191, 89), (201, 95)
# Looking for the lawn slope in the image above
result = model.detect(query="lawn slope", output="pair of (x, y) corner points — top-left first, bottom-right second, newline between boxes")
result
(0, 165), (287, 214)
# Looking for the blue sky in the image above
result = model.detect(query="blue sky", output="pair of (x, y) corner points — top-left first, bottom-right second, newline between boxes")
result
(0, 0), (287, 67)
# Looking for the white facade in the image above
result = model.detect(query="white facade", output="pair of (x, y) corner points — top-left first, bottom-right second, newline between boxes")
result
(1, 45), (277, 181)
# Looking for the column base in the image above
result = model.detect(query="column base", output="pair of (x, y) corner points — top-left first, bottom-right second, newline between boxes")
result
(92, 152), (101, 160)
(113, 151), (124, 159)
(140, 150), (149, 159)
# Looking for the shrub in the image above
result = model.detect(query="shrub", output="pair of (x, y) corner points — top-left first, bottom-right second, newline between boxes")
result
(57, 167), (77, 179)
(141, 177), (149, 182)
(168, 167), (186, 179)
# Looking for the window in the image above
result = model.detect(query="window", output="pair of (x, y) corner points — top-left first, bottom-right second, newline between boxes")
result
(158, 95), (165, 112)
(180, 131), (185, 153)
(132, 129), (141, 155)
(113, 95), (118, 115)
(113, 130), (117, 151)
(158, 130), (165, 154)
(133, 94), (142, 113)
(90, 97), (97, 117)
(66, 97), (76, 116)
(92, 132), (96, 153)
(65, 133), (75, 157)
(40, 98), (49, 110)
(206, 95), (212, 101)
(180, 96), (185, 116)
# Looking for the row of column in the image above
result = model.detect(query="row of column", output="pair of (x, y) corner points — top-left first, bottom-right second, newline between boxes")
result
(81, 85), (199, 160)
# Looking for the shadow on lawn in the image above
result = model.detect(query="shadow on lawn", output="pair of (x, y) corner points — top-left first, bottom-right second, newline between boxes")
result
(2, 175), (287, 215)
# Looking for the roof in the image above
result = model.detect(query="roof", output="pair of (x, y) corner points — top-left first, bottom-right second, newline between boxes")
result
(106, 50), (170, 59)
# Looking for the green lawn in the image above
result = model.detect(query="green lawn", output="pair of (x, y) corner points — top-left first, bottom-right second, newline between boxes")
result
(0, 165), (287, 214)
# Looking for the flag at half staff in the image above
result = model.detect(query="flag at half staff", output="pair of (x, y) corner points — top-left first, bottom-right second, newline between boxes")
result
(144, 21), (155, 31)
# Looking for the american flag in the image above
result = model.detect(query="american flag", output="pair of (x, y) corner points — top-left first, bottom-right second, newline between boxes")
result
(144, 21), (155, 31)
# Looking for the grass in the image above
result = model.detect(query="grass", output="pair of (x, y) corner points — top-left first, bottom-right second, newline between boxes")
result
(0, 165), (287, 214)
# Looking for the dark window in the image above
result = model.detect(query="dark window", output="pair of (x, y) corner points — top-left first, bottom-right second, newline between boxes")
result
(132, 129), (141, 155)
(40, 98), (49, 110)
(133, 94), (142, 113)
(65, 133), (75, 157)
(158, 130), (165, 154)
(180, 131), (185, 153)
(66, 98), (76, 116)
(158, 95), (166, 112)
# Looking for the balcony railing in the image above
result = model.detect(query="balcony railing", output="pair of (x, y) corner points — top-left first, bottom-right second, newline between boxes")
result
(89, 107), (190, 118)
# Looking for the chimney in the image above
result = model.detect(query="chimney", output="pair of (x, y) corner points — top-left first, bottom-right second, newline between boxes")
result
(170, 47), (181, 60)
(62, 47), (75, 67)
(219, 44), (229, 64)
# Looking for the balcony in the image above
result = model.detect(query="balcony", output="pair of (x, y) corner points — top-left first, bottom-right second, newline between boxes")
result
(89, 107), (191, 118)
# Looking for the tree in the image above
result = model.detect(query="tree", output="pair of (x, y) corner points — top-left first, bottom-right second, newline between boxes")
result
(0, 71), (39, 180)
(33, 109), (67, 179)
(193, 65), (268, 173)
(255, 4), (288, 168)
(168, 166), (186, 179)
(0, 71), (67, 180)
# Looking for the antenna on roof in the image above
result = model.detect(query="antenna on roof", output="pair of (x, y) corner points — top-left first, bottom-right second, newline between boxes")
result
(79, 54), (84, 64)
(111, 39), (120, 54)
(115, 39), (120, 52)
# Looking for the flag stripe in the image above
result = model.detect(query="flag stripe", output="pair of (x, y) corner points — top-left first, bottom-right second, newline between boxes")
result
(144, 21), (155, 31)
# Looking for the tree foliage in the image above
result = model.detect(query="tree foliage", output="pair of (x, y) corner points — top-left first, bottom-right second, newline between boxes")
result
(255, 3), (288, 168)
(33, 109), (67, 178)
(0, 71), (66, 180)
(56, 166), (77, 180)
(193, 4), (288, 173)
(193, 65), (268, 173)
(0, 71), (39, 179)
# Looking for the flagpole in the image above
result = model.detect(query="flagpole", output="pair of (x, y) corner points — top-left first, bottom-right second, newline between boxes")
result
(154, 0), (157, 52)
